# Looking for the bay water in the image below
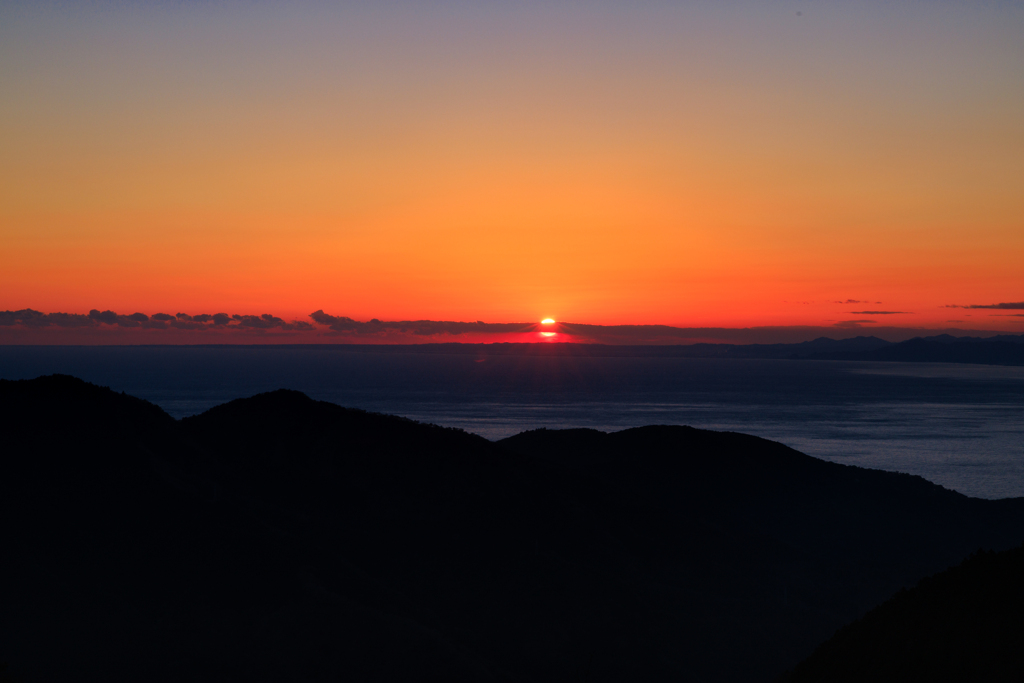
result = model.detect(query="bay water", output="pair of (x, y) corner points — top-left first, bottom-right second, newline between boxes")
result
(2, 345), (1023, 499)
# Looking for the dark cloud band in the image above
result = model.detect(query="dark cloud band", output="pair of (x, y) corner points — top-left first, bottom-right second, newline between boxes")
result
(946, 302), (1024, 310)
(0, 309), (94, 328)
(309, 310), (534, 336)
(0, 309), (311, 332)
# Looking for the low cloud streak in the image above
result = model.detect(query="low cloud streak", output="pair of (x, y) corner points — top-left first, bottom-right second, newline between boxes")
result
(310, 310), (536, 336)
(946, 301), (1024, 310)
(833, 320), (877, 329)
(851, 311), (911, 315)
(0, 308), (312, 333)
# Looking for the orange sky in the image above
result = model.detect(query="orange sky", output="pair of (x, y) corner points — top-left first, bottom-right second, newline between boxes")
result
(2, 1), (1022, 334)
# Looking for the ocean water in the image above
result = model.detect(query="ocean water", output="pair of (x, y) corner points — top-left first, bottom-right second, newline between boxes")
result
(2, 345), (1023, 499)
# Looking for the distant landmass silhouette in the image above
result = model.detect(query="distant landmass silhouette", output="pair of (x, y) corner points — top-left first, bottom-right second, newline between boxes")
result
(193, 334), (1024, 365)
(2, 375), (1023, 681)
(802, 334), (1024, 366)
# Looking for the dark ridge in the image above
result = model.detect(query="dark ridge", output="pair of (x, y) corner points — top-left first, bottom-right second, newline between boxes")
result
(3, 375), (1024, 682)
(500, 427), (1024, 676)
(782, 544), (1024, 682)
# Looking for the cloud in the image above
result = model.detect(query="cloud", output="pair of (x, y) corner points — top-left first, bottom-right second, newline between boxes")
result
(834, 300), (882, 304)
(850, 311), (911, 315)
(309, 311), (360, 331)
(0, 308), (514, 337)
(88, 309), (120, 325)
(233, 313), (284, 329)
(946, 301), (1024, 309)
(46, 312), (95, 328)
(0, 309), (43, 327)
(88, 309), (163, 328)
(309, 310), (533, 336)
(3, 308), (317, 334)
(833, 320), (876, 328)
(230, 313), (315, 331)
(0, 309), (95, 328)
(0, 310), (38, 326)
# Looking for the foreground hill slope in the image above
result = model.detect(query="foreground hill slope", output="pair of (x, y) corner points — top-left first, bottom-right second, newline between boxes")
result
(2, 375), (1023, 682)
(499, 428), (1024, 678)
(783, 544), (1024, 682)
(1, 377), (506, 682)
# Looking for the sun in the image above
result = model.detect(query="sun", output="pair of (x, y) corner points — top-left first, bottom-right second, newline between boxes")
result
(541, 318), (555, 324)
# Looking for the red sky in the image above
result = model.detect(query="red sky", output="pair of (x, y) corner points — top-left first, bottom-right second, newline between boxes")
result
(2, 2), (1022, 340)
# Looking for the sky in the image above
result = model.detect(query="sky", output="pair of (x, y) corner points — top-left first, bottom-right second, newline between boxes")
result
(2, 0), (1022, 343)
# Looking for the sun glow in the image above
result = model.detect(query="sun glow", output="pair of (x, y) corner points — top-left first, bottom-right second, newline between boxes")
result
(541, 319), (555, 324)
(540, 332), (556, 337)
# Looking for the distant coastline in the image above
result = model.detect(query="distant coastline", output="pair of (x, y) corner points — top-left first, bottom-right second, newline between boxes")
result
(4, 334), (1023, 365)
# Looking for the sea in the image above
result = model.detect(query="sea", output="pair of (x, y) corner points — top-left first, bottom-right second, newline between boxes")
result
(2, 345), (1023, 500)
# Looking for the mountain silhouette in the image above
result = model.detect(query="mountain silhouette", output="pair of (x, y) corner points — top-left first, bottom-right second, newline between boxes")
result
(805, 335), (1024, 365)
(783, 544), (1024, 682)
(2, 375), (1023, 682)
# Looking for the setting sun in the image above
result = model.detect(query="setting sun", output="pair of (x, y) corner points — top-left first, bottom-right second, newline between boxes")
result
(541, 319), (556, 325)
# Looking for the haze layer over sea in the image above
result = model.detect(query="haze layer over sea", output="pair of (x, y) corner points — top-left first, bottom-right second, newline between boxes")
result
(2, 345), (1023, 499)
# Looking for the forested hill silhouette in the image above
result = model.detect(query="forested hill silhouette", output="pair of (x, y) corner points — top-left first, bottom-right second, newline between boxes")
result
(2, 375), (1024, 682)
(782, 543), (1024, 682)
